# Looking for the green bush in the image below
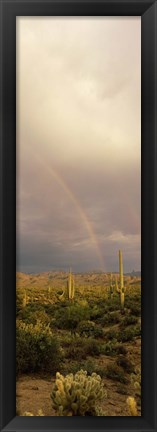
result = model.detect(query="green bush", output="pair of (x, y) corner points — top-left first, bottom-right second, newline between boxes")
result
(77, 320), (96, 337)
(105, 329), (119, 341)
(115, 344), (128, 355)
(65, 343), (87, 361)
(19, 303), (48, 323)
(100, 340), (117, 356)
(129, 305), (141, 317)
(118, 324), (141, 342)
(105, 311), (121, 325)
(84, 339), (101, 356)
(105, 363), (128, 384)
(60, 360), (92, 376)
(116, 356), (134, 373)
(61, 359), (106, 379)
(16, 320), (61, 374)
(116, 384), (129, 395)
(120, 315), (138, 328)
(65, 337), (101, 360)
(117, 327), (135, 342)
(77, 320), (104, 338)
(51, 370), (106, 416)
(54, 304), (90, 333)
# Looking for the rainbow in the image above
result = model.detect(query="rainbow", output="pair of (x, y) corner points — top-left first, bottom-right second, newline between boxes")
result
(28, 150), (105, 270)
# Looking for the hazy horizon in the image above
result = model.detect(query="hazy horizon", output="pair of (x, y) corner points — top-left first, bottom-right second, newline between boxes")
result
(16, 17), (141, 274)
(17, 268), (141, 275)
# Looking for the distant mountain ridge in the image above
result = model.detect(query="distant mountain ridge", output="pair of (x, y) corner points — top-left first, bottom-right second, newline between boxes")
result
(16, 270), (141, 277)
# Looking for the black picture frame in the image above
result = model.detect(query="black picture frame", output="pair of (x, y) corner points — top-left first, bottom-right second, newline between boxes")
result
(0, 0), (157, 431)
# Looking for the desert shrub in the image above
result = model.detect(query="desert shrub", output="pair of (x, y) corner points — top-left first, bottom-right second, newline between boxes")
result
(77, 320), (96, 337)
(54, 304), (90, 333)
(120, 315), (138, 328)
(84, 339), (101, 356)
(64, 337), (101, 360)
(60, 359), (95, 376)
(16, 320), (61, 374)
(105, 329), (119, 341)
(59, 334), (73, 348)
(105, 363), (128, 384)
(16, 289), (25, 316)
(24, 309), (49, 326)
(51, 370), (106, 416)
(124, 297), (141, 317)
(118, 324), (141, 342)
(116, 384), (129, 395)
(129, 304), (141, 317)
(65, 343), (87, 361)
(106, 311), (121, 324)
(106, 297), (120, 311)
(63, 360), (106, 378)
(89, 305), (103, 320)
(92, 326), (104, 338)
(19, 303), (47, 323)
(133, 324), (141, 337)
(95, 313), (110, 326)
(77, 320), (104, 338)
(72, 360), (96, 376)
(116, 356), (134, 373)
(115, 344), (128, 355)
(100, 340), (118, 356)
(117, 327), (135, 342)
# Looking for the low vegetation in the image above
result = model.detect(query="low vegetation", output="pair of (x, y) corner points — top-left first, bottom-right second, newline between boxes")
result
(16, 253), (141, 416)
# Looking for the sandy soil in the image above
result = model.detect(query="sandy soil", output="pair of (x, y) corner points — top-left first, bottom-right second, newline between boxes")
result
(16, 339), (141, 417)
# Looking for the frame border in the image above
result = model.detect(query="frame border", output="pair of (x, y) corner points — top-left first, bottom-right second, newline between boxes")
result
(0, 1), (157, 431)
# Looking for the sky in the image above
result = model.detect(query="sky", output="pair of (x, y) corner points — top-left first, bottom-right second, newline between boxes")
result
(16, 17), (141, 273)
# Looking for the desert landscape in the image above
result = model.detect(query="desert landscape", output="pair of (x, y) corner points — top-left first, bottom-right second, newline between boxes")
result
(16, 253), (141, 416)
(16, 17), (141, 417)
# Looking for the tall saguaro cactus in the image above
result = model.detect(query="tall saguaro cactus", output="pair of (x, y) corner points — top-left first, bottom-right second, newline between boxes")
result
(67, 270), (75, 300)
(117, 250), (126, 309)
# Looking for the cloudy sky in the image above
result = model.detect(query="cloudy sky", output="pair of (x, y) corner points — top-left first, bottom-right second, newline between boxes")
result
(16, 17), (141, 273)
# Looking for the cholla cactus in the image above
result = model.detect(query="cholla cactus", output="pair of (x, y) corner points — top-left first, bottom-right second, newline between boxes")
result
(23, 409), (44, 416)
(51, 370), (106, 416)
(67, 270), (75, 300)
(126, 397), (138, 416)
(127, 369), (141, 416)
(131, 367), (141, 398)
(117, 250), (126, 309)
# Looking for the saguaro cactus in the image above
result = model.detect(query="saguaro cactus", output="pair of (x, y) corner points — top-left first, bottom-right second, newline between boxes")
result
(117, 250), (126, 309)
(109, 273), (114, 299)
(67, 270), (75, 300)
(47, 286), (51, 299)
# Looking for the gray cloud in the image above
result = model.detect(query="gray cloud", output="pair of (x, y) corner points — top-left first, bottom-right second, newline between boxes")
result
(16, 17), (141, 273)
